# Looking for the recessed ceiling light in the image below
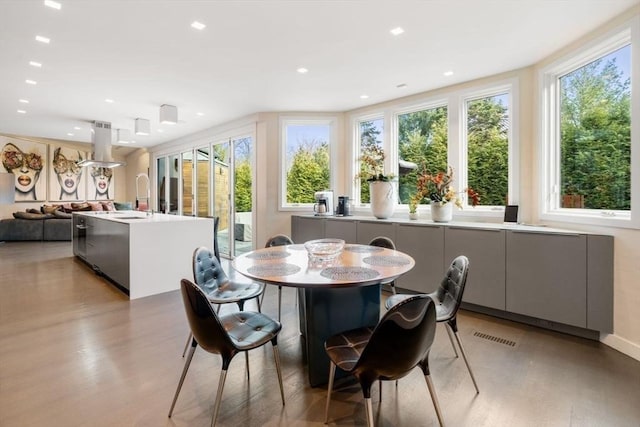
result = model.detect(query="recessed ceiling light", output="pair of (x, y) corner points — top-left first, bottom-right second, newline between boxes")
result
(390, 27), (405, 36)
(17, 110), (26, 114)
(67, 133), (74, 136)
(157, 129), (164, 133)
(191, 21), (206, 30)
(360, 94), (369, 99)
(35, 35), (50, 44)
(396, 83), (408, 89)
(73, 126), (81, 130)
(443, 70), (454, 77)
(105, 98), (114, 103)
(44, 0), (62, 10)
(131, 140), (136, 144)
(25, 79), (37, 85)
(29, 61), (42, 68)
(19, 99), (29, 103)
(196, 112), (204, 116)
(297, 67), (309, 74)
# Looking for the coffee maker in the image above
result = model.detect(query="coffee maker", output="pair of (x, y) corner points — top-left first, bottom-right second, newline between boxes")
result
(337, 196), (351, 216)
(314, 190), (334, 216)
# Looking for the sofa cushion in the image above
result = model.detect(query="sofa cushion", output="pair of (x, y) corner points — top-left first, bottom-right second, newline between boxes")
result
(13, 212), (54, 220)
(43, 218), (72, 241)
(0, 218), (44, 241)
(52, 210), (72, 219)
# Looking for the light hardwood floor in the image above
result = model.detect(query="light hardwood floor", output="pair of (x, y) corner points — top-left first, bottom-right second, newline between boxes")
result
(1, 241), (639, 427)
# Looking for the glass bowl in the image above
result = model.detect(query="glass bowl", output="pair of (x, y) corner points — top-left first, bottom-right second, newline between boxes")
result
(304, 238), (345, 263)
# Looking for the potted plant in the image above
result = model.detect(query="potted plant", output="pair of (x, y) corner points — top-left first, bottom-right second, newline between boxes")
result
(415, 166), (480, 222)
(358, 147), (396, 219)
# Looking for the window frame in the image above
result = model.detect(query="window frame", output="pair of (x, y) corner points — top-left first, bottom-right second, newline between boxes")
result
(352, 112), (386, 206)
(279, 116), (338, 210)
(458, 80), (519, 215)
(539, 19), (638, 228)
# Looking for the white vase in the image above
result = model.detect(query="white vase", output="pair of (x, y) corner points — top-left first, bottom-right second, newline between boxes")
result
(369, 181), (396, 219)
(431, 202), (453, 222)
(409, 212), (419, 220)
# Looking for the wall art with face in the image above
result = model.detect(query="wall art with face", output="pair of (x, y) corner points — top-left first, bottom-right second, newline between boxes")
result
(50, 146), (86, 201)
(87, 166), (115, 200)
(1, 138), (47, 202)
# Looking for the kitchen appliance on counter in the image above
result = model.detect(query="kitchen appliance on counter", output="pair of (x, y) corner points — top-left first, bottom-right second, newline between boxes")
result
(314, 190), (334, 216)
(337, 196), (352, 216)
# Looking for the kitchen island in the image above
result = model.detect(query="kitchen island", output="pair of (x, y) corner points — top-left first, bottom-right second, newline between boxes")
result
(73, 211), (213, 299)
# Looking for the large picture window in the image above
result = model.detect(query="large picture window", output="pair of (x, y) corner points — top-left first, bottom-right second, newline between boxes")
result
(465, 92), (510, 206)
(397, 105), (448, 206)
(541, 23), (636, 227)
(281, 118), (335, 207)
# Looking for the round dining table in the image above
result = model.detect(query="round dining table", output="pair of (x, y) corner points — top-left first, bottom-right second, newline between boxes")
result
(233, 243), (415, 386)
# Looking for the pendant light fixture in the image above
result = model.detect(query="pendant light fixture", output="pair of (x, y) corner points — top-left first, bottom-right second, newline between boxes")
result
(135, 118), (150, 135)
(159, 104), (177, 125)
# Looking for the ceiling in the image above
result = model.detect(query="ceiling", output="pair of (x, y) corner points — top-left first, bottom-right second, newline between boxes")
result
(0, 0), (636, 150)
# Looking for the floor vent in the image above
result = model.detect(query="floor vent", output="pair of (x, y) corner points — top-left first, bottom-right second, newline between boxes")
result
(473, 331), (517, 347)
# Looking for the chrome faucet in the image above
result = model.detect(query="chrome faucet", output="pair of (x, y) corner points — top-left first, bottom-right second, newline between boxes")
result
(135, 173), (152, 215)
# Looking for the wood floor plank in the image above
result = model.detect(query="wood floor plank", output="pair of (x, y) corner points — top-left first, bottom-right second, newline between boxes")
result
(1, 241), (639, 426)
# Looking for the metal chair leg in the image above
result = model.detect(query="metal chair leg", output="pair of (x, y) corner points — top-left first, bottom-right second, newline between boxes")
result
(424, 374), (445, 427)
(379, 380), (382, 402)
(211, 368), (228, 427)
(245, 352), (250, 380)
(453, 331), (480, 394)
(324, 362), (336, 424)
(256, 294), (262, 313)
(169, 342), (196, 417)
(181, 332), (193, 358)
(272, 344), (285, 406)
(444, 323), (459, 358)
(364, 397), (375, 427)
(277, 285), (282, 321)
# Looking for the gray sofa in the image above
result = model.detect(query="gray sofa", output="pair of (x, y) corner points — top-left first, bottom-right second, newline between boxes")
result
(0, 214), (72, 241)
(0, 216), (72, 241)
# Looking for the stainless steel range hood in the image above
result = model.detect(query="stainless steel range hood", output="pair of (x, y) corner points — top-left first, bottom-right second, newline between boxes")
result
(77, 121), (126, 168)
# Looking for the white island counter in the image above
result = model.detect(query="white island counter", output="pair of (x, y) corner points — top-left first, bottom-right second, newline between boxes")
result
(72, 211), (214, 299)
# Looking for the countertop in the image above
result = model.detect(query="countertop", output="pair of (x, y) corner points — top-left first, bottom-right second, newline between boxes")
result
(73, 211), (212, 224)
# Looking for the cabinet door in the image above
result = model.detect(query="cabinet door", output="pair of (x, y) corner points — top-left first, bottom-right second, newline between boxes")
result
(506, 230), (587, 328)
(395, 224), (445, 293)
(356, 221), (395, 245)
(325, 219), (356, 243)
(291, 216), (325, 243)
(445, 227), (506, 310)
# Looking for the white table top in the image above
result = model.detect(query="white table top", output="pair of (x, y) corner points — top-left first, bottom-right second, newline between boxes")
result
(233, 244), (415, 289)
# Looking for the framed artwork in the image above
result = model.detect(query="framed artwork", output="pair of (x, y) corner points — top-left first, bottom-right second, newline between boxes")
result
(0, 137), (47, 202)
(87, 166), (115, 200)
(49, 145), (87, 201)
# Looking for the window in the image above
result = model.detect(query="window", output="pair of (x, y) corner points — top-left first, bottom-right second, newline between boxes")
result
(397, 105), (448, 206)
(281, 118), (335, 208)
(357, 117), (383, 203)
(541, 23), (636, 227)
(464, 92), (510, 206)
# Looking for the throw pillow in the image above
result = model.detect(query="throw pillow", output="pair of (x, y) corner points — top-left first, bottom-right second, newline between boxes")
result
(41, 204), (62, 214)
(27, 208), (41, 214)
(71, 202), (91, 211)
(113, 201), (133, 210)
(13, 212), (53, 220)
(52, 210), (73, 219)
(88, 202), (103, 211)
(101, 201), (115, 211)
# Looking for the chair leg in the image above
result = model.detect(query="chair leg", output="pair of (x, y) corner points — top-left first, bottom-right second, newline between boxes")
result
(181, 332), (193, 358)
(245, 352), (250, 380)
(444, 323), (459, 358)
(211, 368), (228, 427)
(364, 397), (375, 427)
(256, 294), (262, 313)
(168, 342), (197, 417)
(453, 331), (480, 394)
(424, 374), (445, 427)
(272, 344), (285, 406)
(277, 285), (282, 321)
(324, 362), (336, 424)
(379, 380), (382, 402)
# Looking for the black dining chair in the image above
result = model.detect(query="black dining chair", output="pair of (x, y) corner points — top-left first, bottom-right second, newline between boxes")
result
(324, 294), (445, 427)
(169, 279), (285, 426)
(263, 234), (294, 321)
(181, 246), (265, 357)
(385, 255), (479, 393)
(369, 236), (397, 294)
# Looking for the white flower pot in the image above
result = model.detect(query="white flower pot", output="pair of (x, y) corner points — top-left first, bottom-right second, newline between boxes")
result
(431, 202), (453, 222)
(409, 212), (419, 220)
(369, 181), (396, 219)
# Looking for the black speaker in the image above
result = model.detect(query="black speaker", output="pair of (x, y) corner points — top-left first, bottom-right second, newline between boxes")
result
(504, 205), (519, 223)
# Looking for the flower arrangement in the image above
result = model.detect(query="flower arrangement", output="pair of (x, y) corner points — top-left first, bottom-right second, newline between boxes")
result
(412, 166), (480, 209)
(358, 146), (394, 182)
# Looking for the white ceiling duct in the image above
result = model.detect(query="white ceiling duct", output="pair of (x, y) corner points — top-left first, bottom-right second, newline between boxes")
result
(78, 121), (126, 168)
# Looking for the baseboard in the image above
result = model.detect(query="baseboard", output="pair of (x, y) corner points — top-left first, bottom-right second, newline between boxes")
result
(600, 333), (640, 362)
